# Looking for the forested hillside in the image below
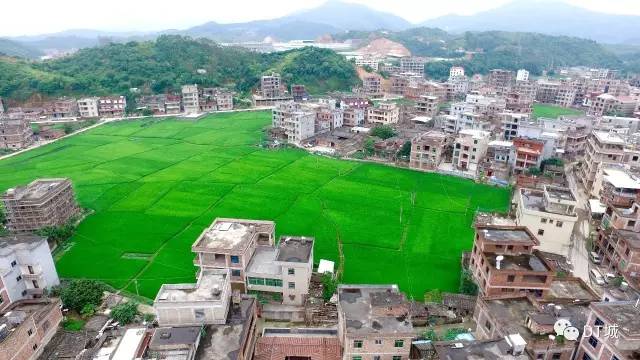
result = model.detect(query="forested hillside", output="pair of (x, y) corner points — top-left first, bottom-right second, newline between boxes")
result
(338, 28), (635, 79)
(0, 35), (359, 101)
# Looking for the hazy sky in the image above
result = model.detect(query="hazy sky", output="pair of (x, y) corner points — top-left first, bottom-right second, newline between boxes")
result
(3, 0), (640, 37)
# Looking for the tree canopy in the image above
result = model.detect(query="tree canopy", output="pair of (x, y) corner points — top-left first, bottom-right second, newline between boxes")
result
(60, 279), (105, 312)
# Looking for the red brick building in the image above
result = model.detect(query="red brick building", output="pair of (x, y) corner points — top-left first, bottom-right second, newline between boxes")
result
(254, 328), (341, 360)
(513, 138), (544, 174)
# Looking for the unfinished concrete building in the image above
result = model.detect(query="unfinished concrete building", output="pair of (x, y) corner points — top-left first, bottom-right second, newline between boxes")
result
(0, 113), (33, 150)
(415, 95), (439, 118)
(410, 131), (449, 171)
(253, 73), (293, 106)
(272, 102), (316, 144)
(182, 84), (200, 114)
(367, 103), (399, 125)
(2, 178), (79, 232)
(338, 285), (414, 360)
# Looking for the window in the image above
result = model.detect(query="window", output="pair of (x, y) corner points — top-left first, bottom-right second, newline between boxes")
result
(16, 275), (22, 282)
(28, 265), (34, 274)
(628, 220), (636, 227)
(374, 357), (381, 360)
(10, 260), (17, 267)
(353, 340), (363, 348)
(552, 354), (561, 360)
(538, 229), (545, 236)
(582, 353), (592, 360)
(375, 339), (382, 345)
(21, 290), (27, 296)
(288, 282), (296, 289)
(194, 309), (206, 321)
(32, 344), (37, 351)
(594, 317), (604, 327)
(27, 329), (33, 336)
(507, 275), (515, 282)
(556, 221), (563, 228)
(507, 245), (514, 251)
(32, 280), (39, 288)
(230, 255), (240, 264)
(485, 320), (492, 331)
(588, 335), (598, 348)
(265, 278), (283, 287)
(612, 356), (620, 360)
(231, 270), (241, 277)
(394, 340), (404, 347)
(288, 268), (295, 275)
(536, 354), (544, 359)
(392, 356), (402, 360)
(352, 357), (362, 360)
(248, 277), (265, 286)
(541, 218), (547, 223)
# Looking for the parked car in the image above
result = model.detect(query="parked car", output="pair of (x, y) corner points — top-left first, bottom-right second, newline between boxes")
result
(590, 269), (605, 286)
(589, 251), (601, 265)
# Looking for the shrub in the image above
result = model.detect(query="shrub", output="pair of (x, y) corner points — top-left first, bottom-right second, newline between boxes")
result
(110, 302), (139, 325)
(81, 303), (96, 318)
(370, 125), (396, 140)
(60, 280), (105, 312)
(321, 272), (338, 302)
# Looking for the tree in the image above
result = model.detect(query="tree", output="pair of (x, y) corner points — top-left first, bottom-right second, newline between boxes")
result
(321, 272), (338, 302)
(0, 205), (5, 225)
(141, 108), (154, 116)
(110, 302), (139, 325)
(60, 279), (105, 312)
(459, 269), (479, 296)
(363, 138), (375, 157)
(423, 328), (438, 341)
(80, 303), (96, 318)
(63, 123), (74, 134)
(36, 222), (75, 245)
(370, 125), (396, 140)
(527, 167), (542, 176)
(397, 141), (412, 159)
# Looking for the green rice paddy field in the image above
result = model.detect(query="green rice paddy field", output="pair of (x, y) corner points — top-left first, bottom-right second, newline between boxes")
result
(0, 111), (509, 299)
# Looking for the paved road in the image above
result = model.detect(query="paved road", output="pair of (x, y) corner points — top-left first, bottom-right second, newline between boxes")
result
(566, 164), (592, 282)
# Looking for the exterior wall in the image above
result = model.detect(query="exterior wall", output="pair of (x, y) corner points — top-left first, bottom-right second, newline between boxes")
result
(343, 108), (365, 127)
(77, 98), (99, 118)
(410, 133), (448, 171)
(278, 255), (313, 306)
(343, 334), (413, 360)
(367, 104), (399, 125)
(575, 305), (638, 360)
(182, 85), (200, 114)
(0, 299), (63, 360)
(2, 180), (79, 232)
(0, 115), (33, 150)
(98, 96), (126, 117)
(452, 131), (489, 172)
(581, 134), (625, 194)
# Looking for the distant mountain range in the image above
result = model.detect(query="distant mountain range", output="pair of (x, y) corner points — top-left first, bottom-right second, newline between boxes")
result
(422, 0), (640, 45)
(2, 0), (640, 59)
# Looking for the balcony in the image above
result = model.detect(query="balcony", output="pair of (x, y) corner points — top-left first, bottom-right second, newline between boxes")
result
(20, 265), (42, 279)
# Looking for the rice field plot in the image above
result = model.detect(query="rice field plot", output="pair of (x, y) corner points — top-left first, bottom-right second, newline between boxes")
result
(0, 111), (509, 299)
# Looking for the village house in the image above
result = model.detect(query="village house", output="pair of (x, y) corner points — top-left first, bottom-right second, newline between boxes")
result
(409, 131), (449, 171)
(452, 129), (490, 174)
(253, 73), (293, 106)
(137, 94), (169, 115)
(146, 326), (202, 360)
(470, 225), (554, 297)
(500, 112), (530, 141)
(415, 95), (439, 118)
(2, 178), (79, 233)
(291, 84), (309, 102)
(43, 98), (79, 120)
(342, 106), (365, 127)
(515, 186), (578, 257)
(575, 301), (640, 360)
(512, 137), (544, 175)
(362, 75), (383, 98)
(0, 235), (60, 311)
(367, 103), (399, 125)
(399, 57), (426, 76)
(337, 284), (414, 360)
(272, 102), (316, 144)
(254, 328), (341, 360)
(0, 298), (63, 360)
(480, 140), (514, 182)
(98, 96), (126, 117)
(581, 131), (626, 196)
(76, 97), (100, 118)
(0, 113), (33, 150)
(182, 84), (200, 114)
(588, 93), (638, 117)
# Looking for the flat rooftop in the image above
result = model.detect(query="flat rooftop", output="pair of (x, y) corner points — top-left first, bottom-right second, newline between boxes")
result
(485, 252), (551, 272)
(3, 178), (70, 201)
(0, 299), (60, 338)
(156, 270), (228, 303)
(592, 301), (640, 337)
(477, 226), (537, 245)
(603, 168), (640, 190)
(0, 234), (46, 249)
(338, 285), (413, 336)
(616, 230), (640, 249)
(262, 328), (338, 337)
(193, 218), (274, 252)
(434, 338), (529, 360)
(150, 326), (201, 348)
(246, 247), (280, 276)
(197, 298), (255, 360)
(276, 236), (313, 263)
(593, 131), (625, 145)
(547, 278), (599, 302)
(545, 186), (577, 202)
(520, 188), (576, 216)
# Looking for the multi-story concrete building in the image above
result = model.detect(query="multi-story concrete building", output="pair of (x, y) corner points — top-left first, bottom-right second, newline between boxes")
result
(452, 129), (490, 173)
(449, 66), (465, 80)
(201, 88), (234, 111)
(0, 235), (60, 311)
(410, 131), (449, 171)
(337, 285), (414, 360)
(182, 84), (200, 114)
(76, 97), (100, 118)
(291, 84), (309, 102)
(192, 218), (275, 292)
(43, 98), (79, 120)
(367, 103), (399, 125)
(400, 57), (426, 76)
(154, 268), (232, 326)
(0, 98), (5, 114)
(555, 82), (577, 108)
(513, 137), (544, 175)
(481, 140), (514, 182)
(516, 69), (529, 82)
(272, 102), (316, 144)
(342, 106), (365, 127)
(0, 298), (63, 360)
(314, 104), (344, 134)
(415, 95), (439, 118)
(501, 112), (530, 141)
(354, 55), (382, 70)
(488, 69), (513, 94)
(575, 301), (640, 360)
(581, 131), (625, 195)
(98, 96), (126, 117)
(165, 94), (182, 114)
(474, 294), (593, 360)
(362, 75), (383, 98)
(536, 80), (560, 104)
(2, 179), (79, 233)
(261, 73), (284, 98)
(589, 94), (638, 117)
(515, 186), (578, 257)
(470, 225), (554, 297)
(0, 113), (33, 150)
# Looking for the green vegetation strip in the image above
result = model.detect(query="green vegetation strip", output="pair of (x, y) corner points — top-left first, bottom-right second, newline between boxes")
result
(532, 104), (584, 119)
(0, 111), (509, 299)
